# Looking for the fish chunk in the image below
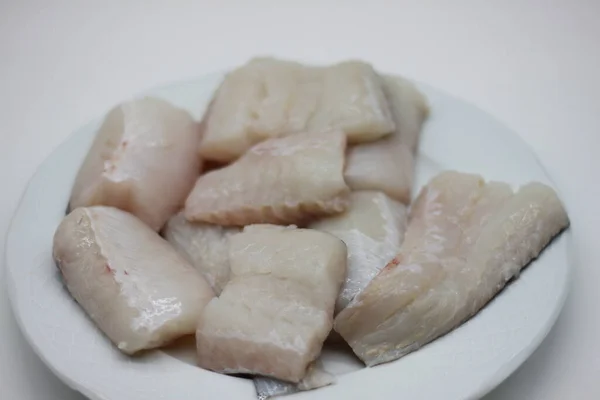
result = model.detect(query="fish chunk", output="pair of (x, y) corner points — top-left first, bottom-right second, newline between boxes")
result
(162, 212), (239, 294)
(196, 225), (346, 382)
(70, 97), (202, 231)
(53, 206), (214, 354)
(310, 191), (408, 313)
(334, 171), (569, 366)
(254, 360), (335, 399)
(198, 58), (395, 162)
(344, 76), (429, 203)
(185, 130), (350, 226)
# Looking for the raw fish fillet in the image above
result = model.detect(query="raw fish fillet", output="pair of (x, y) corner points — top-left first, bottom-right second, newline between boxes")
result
(185, 130), (350, 226)
(53, 206), (214, 354)
(310, 191), (408, 313)
(70, 97), (202, 231)
(383, 75), (429, 153)
(344, 76), (429, 203)
(254, 360), (335, 399)
(163, 211), (239, 294)
(198, 58), (395, 162)
(196, 225), (346, 382)
(334, 171), (569, 366)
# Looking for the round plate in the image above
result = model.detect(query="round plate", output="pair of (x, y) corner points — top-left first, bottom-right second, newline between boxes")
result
(5, 72), (572, 400)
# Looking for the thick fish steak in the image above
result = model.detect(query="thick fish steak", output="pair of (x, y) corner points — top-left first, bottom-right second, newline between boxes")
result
(69, 97), (202, 231)
(198, 58), (395, 162)
(196, 225), (346, 383)
(185, 130), (350, 226)
(52, 206), (214, 355)
(334, 171), (569, 366)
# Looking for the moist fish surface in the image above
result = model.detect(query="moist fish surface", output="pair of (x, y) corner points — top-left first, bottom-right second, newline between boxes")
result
(163, 211), (239, 294)
(344, 76), (429, 204)
(196, 225), (346, 383)
(69, 97), (202, 231)
(310, 191), (408, 314)
(334, 171), (569, 366)
(53, 206), (214, 355)
(185, 130), (350, 226)
(198, 57), (395, 162)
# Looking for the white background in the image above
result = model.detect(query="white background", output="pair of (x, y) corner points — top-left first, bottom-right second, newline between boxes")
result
(1, 1), (598, 399)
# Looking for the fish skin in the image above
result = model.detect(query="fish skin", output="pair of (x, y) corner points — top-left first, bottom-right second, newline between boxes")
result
(185, 130), (350, 226)
(196, 225), (346, 383)
(254, 360), (335, 399)
(162, 211), (239, 294)
(334, 171), (569, 366)
(310, 191), (408, 314)
(198, 57), (395, 162)
(52, 206), (214, 355)
(70, 97), (202, 231)
(344, 76), (429, 204)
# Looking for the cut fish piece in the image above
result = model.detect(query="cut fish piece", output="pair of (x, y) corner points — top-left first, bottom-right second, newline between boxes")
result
(198, 57), (395, 162)
(383, 75), (429, 153)
(163, 211), (240, 294)
(254, 360), (335, 399)
(70, 97), (202, 231)
(53, 206), (214, 355)
(334, 171), (569, 366)
(196, 225), (346, 383)
(185, 130), (350, 226)
(344, 76), (429, 203)
(310, 191), (408, 313)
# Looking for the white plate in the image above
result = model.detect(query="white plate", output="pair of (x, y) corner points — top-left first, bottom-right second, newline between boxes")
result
(5, 72), (572, 400)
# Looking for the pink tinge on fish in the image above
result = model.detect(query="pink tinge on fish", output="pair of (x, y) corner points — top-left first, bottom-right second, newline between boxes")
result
(185, 130), (350, 226)
(334, 171), (569, 366)
(69, 97), (202, 231)
(196, 225), (346, 383)
(198, 57), (395, 162)
(53, 206), (214, 355)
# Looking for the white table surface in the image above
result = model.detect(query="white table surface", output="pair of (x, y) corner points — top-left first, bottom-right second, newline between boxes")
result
(1, 1), (598, 399)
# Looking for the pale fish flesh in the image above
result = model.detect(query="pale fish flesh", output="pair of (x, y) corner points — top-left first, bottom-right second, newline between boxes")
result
(69, 97), (202, 231)
(163, 211), (239, 294)
(310, 191), (408, 314)
(196, 225), (346, 383)
(52, 206), (214, 354)
(334, 171), (569, 366)
(344, 76), (429, 204)
(198, 57), (395, 162)
(185, 130), (350, 226)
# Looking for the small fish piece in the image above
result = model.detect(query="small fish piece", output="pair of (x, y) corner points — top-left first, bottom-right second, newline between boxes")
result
(163, 211), (239, 294)
(254, 360), (335, 399)
(334, 171), (569, 366)
(53, 206), (214, 355)
(70, 97), (202, 231)
(198, 57), (395, 162)
(383, 75), (429, 153)
(310, 191), (408, 313)
(196, 225), (346, 383)
(344, 76), (429, 204)
(185, 130), (350, 226)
